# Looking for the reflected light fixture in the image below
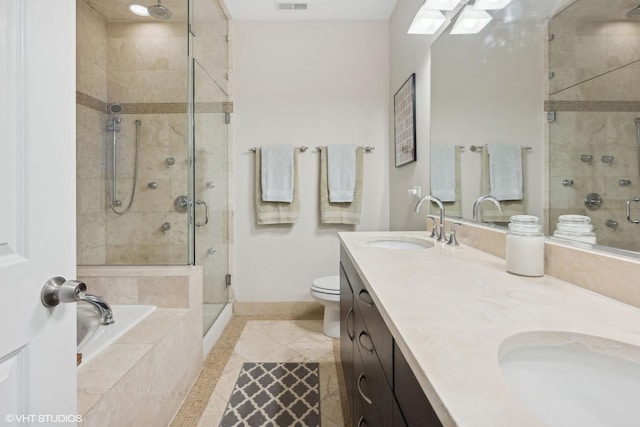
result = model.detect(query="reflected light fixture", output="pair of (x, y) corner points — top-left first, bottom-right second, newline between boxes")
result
(128, 3), (150, 16)
(408, 8), (447, 34)
(423, 0), (460, 11)
(450, 6), (492, 34)
(474, 0), (512, 10)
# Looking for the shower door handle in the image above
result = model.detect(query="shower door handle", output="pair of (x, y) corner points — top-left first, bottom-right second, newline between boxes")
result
(194, 200), (209, 227)
(626, 198), (640, 224)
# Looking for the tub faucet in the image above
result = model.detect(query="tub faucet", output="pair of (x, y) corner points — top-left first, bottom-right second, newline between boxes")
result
(415, 195), (447, 242)
(472, 195), (502, 223)
(80, 294), (114, 325)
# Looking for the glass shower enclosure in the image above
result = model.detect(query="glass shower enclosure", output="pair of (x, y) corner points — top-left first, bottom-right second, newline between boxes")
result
(75, 0), (231, 336)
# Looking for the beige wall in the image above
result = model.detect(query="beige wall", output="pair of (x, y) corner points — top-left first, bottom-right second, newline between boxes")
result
(76, 0), (190, 265)
(233, 20), (390, 302)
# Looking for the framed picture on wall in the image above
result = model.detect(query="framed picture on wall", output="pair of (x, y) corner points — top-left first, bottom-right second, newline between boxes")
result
(393, 73), (417, 167)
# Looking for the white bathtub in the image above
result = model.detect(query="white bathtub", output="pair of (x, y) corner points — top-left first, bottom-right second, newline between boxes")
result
(77, 303), (156, 367)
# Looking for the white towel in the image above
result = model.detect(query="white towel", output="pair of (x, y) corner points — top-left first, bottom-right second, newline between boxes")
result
(327, 144), (357, 203)
(430, 145), (456, 202)
(261, 144), (294, 202)
(487, 144), (523, 201)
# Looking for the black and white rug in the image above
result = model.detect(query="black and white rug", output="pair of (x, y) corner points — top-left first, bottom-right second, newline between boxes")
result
(219, 362), (321, 427)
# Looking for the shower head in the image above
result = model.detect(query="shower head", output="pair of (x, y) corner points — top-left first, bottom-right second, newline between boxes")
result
(109, 103), (122, 113)
(626, 4), (640, 19)
(147, 0), (172, 20)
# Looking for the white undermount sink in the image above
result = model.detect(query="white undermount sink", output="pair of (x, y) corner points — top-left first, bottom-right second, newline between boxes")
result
(499, 344), (640, 426)
(366, 237), (434, 250)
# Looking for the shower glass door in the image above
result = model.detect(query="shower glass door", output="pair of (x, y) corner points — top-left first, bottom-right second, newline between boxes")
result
(190, 0), (231, 334)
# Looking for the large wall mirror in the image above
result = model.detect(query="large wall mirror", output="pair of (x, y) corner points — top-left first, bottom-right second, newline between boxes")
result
(430, 0), (640, 254)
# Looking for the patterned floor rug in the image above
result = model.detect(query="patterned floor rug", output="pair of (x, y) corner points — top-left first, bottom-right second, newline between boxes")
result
(219, 362), (321, 427)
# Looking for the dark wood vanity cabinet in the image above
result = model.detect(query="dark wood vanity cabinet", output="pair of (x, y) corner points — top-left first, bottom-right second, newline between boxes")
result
(394, 342), (443, 427)
(340, 248), (443, 427)
(339, 263), (355, 414)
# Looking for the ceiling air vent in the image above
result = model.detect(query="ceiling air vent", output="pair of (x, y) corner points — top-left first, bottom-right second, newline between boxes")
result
(276, 1), (308, 11)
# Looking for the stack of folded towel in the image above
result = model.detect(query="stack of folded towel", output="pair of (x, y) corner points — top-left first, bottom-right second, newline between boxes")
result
(320, 145), (363, 225)
(255, 145), (299, 224)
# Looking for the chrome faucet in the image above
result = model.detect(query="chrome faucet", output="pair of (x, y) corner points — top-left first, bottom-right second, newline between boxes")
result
(80, 294), (114, 325)
(415, 195), (447, 242)
(472, 195), (502, 222)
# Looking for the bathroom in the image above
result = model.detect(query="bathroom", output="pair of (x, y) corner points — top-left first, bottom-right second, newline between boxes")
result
(3, 0), (640, 425)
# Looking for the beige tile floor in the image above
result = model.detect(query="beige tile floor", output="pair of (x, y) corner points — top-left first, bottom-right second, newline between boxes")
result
(173, 316), (347, 427)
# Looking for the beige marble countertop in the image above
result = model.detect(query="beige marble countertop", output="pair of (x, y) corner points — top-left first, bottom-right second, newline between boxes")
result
(339, 231), (640, 427)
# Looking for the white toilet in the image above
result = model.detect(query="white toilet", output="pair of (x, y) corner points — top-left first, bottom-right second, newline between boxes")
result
(310, 275), (340, 338)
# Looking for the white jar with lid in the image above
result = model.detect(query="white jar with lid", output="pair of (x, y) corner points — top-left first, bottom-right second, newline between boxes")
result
(505, 215), (545, 277)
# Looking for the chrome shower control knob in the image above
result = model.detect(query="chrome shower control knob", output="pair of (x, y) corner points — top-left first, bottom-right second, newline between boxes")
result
(584, 193), (603, 210)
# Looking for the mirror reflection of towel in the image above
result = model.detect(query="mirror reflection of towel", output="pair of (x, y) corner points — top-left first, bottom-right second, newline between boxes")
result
(430, 145), (456, 202)
(487, 144), (523, 201)
(430, 145), (462, 218)
(481, 145), (526, 223)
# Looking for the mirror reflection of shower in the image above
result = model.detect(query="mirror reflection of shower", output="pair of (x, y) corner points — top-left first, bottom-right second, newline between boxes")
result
(106, 102), (141, 215)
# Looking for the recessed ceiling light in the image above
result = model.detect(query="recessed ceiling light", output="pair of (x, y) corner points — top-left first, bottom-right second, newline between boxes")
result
(408, 9), (446, 35)
(423, 0), (460, 11)
(128, 3), (150, 17)
(473, 0), (512, 10)
(450, 6), (492, 34)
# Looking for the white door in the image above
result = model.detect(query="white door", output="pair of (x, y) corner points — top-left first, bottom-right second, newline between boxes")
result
(0, 0), (78, 424)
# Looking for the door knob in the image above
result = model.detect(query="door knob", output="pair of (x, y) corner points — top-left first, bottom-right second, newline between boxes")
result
(41, 277), (86, 307)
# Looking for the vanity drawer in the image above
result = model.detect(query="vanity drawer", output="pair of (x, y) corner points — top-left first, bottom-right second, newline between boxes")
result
(341, 247), (364, 295)
(355, 286), (393, 384)
(354, 334), (387, 427)
(355, 303), (393, 426)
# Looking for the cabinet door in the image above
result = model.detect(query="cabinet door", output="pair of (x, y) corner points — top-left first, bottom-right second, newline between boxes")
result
(392, 396), (408, 427)
(340, 263), (355, 416)
(394, 342), (443, 427)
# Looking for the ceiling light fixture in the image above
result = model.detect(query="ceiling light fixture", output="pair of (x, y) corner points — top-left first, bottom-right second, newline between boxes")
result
(128, 3), (150, 16)
(423, 0), (460, 11)
(473, 0), (512, 10)
(450, 6), (492, 34)
(408, 8), (447, 34)
(409, 0), (512, 36)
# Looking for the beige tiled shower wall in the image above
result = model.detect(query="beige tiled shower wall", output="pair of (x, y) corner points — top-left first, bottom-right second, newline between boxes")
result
(547, 16), (640, 251)
(76, 0), (190, 265)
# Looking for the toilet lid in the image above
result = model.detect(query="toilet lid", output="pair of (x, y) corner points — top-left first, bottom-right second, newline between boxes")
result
(312, 275), (340, 293)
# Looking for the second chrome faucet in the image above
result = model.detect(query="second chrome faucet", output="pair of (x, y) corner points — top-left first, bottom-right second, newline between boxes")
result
(415, 195), (447, 242)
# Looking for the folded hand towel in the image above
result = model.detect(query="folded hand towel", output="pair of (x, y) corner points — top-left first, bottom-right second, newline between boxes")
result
(430, 145), (457, 202)
(487, 144), (523, 201)
(320, 146), (363, 225)
(327, 144), (357, 203)
(261, 145), (294, 202)
(255, 148), (299, 225)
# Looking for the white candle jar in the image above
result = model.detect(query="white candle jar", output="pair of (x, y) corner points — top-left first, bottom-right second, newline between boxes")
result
(505, 215), (545, 277)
